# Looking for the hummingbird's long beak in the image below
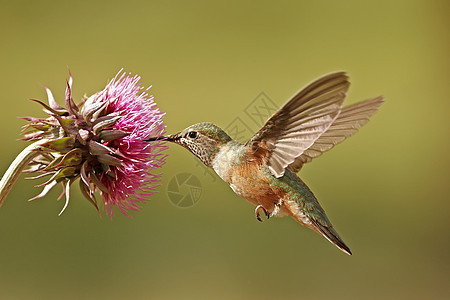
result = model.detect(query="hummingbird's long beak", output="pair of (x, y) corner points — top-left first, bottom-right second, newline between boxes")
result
(146, 135), (176, 142)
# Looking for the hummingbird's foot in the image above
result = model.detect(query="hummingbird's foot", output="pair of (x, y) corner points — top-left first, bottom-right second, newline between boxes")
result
(255, 205), (270, 222)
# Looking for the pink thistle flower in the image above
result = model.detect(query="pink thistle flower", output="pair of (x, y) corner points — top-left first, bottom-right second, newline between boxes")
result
(18, 70), (167, 217)
(91, 72), (167, 216)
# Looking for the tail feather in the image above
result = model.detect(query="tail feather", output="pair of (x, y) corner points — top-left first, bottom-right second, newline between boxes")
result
(283, 196), (352, 255)
(311, 219), (352, 255)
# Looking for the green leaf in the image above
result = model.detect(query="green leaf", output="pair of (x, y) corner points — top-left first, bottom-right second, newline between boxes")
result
(58, 148), (83, 167)
(41, 137), (75, 152)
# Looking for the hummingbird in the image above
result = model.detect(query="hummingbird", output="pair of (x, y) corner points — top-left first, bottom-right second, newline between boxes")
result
(149, 72), (383, 255)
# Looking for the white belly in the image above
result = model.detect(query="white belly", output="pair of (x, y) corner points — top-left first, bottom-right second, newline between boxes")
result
(211, 144), (239, 183)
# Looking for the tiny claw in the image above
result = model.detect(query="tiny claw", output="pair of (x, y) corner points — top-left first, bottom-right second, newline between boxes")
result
(255, 205), (269, 222)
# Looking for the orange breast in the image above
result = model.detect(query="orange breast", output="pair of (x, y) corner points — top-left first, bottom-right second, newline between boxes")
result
(227, 152), (282, 213)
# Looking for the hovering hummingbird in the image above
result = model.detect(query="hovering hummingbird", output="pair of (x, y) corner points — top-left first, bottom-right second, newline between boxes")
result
(149, 72), (383, 255)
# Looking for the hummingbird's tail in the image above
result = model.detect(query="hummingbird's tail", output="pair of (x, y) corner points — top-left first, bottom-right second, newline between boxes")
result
(310, 219), (352, 255)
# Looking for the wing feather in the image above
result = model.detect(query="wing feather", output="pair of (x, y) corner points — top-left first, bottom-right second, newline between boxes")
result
(288, 96), (383, 172)
(247, 72), (350, 178)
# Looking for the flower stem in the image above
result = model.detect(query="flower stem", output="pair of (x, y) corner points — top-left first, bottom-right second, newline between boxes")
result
(0, 139), (49, 208)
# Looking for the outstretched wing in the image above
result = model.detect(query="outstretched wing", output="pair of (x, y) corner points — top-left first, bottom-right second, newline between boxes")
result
(287, 96), (383, 172)
(246, 72), (350, 178)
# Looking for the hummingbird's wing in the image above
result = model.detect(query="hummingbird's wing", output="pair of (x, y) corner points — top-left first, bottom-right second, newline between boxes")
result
(287, 96), (383, 172)
(247, 72), (349, 178)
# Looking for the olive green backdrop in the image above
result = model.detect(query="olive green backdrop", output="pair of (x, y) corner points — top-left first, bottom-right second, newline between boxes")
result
(0, 0), (448, 299)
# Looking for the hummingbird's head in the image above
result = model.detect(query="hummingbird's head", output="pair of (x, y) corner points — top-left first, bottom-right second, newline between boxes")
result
(150, 122), (232, 167)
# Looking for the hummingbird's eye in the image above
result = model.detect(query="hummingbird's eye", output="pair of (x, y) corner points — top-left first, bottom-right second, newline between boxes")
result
(188, 131), (198, 139)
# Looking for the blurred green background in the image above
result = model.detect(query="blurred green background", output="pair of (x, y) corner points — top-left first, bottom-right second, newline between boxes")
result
(0, 0), (449, 299)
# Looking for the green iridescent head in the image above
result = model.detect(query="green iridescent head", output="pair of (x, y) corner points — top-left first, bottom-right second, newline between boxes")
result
(164, 122), (232, 167)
